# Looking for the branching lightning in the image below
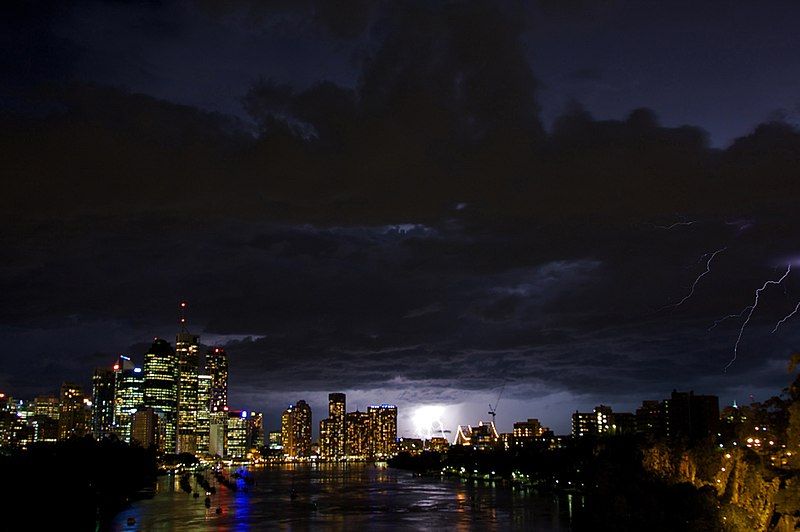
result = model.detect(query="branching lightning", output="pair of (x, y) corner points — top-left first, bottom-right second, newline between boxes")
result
(663, 247), (726, 310)
(723, 265), (792, 372)
(708, 307), (750, 332)
(655, 221), (696, 230)
(772, 301), (800, 333)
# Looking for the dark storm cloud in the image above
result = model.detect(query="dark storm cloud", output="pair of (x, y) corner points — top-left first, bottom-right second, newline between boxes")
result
(3, 0), (800, 432)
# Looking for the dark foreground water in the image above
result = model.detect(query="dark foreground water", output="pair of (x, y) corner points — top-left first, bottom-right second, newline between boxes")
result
(111, 464), (578, 530)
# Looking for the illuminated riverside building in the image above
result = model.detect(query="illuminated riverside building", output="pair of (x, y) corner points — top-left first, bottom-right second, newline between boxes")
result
(368, 404), (398, 459)
(345, 410), (371, 459)
(196, 374), (212, 453)
(113, 356), (144, 442)
(281, 400), (312, 460)
(175, 303), (200, 454)
(131, 407), (159, 449)
(320, 393), (346, 460)
(205, 347), (229, 412)
(143, 338), (178, 452)
(58, 382), (89, 440)
(227, 411), (248, 459)
(455, 421), (499, 450)
(268, 431), (282, 451)
(91, 367), (116, 439)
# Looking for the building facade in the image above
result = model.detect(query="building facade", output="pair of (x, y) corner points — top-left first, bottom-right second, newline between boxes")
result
(143, 338), (178, 453)
(91, 367), (116, 439)
(368, 404), (397, 459)
(281, 400), (312, 460)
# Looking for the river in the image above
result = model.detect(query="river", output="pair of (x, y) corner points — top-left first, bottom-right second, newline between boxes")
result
(111, 463), (578, 530)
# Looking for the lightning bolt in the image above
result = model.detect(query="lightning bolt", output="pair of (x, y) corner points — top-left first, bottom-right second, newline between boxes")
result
(663, 247), (726, 310)
(708, 307), (750, 332)
(724, 265), (792, 372)
(773, 301), (800, 333)
(654, 221), (696, 230)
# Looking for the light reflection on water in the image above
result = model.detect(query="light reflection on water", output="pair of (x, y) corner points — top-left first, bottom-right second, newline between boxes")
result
(112, 463), (575, 531)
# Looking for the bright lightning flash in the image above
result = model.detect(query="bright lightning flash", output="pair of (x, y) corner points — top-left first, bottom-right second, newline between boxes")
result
(412, 405), (447, 440)
(724, 265), (791, 372)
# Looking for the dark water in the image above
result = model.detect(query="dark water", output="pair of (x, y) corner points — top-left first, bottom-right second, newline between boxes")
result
(111, 464), (577, 530)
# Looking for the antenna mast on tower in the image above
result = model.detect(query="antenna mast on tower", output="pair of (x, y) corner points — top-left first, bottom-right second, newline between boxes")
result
(179, 300), (189, 333)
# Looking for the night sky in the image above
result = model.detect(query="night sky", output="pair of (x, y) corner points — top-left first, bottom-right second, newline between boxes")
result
(3, 0), (800, 436)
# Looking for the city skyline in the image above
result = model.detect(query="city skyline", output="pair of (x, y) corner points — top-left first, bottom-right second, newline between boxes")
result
(4, 0), (800, 440)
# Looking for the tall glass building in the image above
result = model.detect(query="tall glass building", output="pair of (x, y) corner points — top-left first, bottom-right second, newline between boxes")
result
(368, 404), (398, 459)
(205, 347), (228, 412)
(143, 338), (178, 453)
(176, 329), (199, 454)
(281, 400), (312, 460)
(113, 355), (144, 443)
(196, 374), (212, 454)
(91, 367), (116, 439)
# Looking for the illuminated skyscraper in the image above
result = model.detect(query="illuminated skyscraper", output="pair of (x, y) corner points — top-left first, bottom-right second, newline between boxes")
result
(91, 367), (116, 439)
(143, 338), (178, 452)
(196, 374), (212, 454)
(205, 347), (228, 412)
(345, 410), (370, 460)
(113, 355), (144, 442)
(320, 392), (346, 461)
(281, 400), (312, 460)
(368, 404), (397, 459)
(175, 301), (199, 454)
(58, 382), (89, 440)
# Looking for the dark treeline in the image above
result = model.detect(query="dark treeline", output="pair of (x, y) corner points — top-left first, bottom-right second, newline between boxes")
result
(0, 437), (157, 529)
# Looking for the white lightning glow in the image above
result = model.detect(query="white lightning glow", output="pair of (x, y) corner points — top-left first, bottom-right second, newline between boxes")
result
(724, 265), (792, 372)
(773, 301), (800, 333)
(412, 405), (447, 440)
(664, 247), (726, 310)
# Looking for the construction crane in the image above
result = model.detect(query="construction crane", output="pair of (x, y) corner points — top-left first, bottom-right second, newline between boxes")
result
(488, 382), (506, 426)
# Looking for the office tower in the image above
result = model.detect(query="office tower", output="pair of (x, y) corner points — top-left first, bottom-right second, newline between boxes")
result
(345, 410), (370, 459)
(34, 395), (60, 421)
(175, 302), (199, 454)
(196, 374), (212, 453)
(368, 404), (397, 459)
(131, 407), (159, 449)
(58, 382), (88, 440)
(513, 418), (546, 439)
(143, 338), (178, 453)
(205, 347), (229, 412)
(572, 405), (615, 437)
(113, 355), (144, 442)
(91, 367), (116, 439)
(247, 411), (264, 449)
(209, 411), (227, 457)
(226, 411), (248, 459)
(281, 400), (312, 460)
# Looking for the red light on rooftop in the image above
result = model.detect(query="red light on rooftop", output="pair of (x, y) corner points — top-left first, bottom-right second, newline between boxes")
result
(180, 301), (187, 308)
(214, 348), (219, 353)
(113, 364), (120, 371)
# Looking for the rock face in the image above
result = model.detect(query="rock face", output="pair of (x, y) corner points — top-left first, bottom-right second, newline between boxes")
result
(641, 445), (799, 531)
